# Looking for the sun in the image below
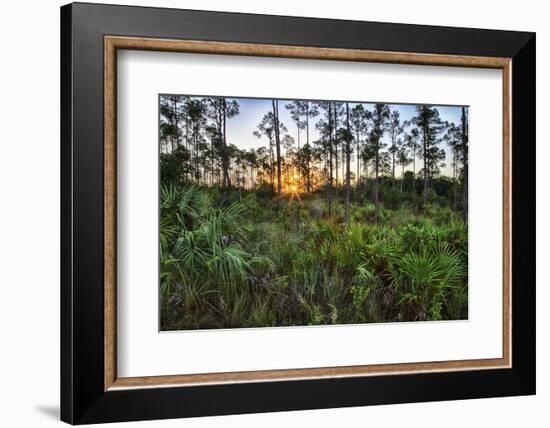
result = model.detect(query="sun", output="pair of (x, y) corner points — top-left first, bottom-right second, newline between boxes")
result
(284, 173), (301, 195)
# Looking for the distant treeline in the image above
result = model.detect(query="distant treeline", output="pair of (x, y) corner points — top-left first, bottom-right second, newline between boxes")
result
(160, 96), (468, 222)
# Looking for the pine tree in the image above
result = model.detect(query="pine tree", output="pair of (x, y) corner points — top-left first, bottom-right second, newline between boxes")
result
(368, 104), (390, 216)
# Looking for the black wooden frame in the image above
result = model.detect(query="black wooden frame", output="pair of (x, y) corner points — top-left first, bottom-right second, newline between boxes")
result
(61, 2), (536, 424)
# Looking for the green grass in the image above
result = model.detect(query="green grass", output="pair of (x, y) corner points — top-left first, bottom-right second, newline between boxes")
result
(160, 184), (468, 330)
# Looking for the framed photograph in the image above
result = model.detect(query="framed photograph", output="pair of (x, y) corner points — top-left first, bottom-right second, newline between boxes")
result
(61, 2), (535, 424)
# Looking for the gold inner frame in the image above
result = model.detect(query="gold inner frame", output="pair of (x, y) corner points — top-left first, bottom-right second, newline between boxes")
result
(104, 35), (512, 391)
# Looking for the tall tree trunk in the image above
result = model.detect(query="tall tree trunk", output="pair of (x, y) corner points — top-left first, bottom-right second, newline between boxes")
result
(185, 108), (190, 181)
(453, 148), (458, 210)
(296, 123), (303, 191)
(185, 112), (189, 148)
(374, 146), (379, 219)
(335, 146), (339, 196)
(210, 137), (214, 186)
(269, 137), (275, 192)
(272, 100), (282, 194)
(462, 107), (468, 224)
(306, 103), (311, 193)
(412, 147), (416, 204)
(391, 141), (396, 188)
(423, 126), (428, 201)
(341, 144), (344, 187)
(374, 126), (381, 219)
(296, 122), (301, 188)
(217, 111), (223, 186)
(345, 103), (351, 224)
(172, 97), (179, 151)
(328, 104), (333, 217)
(222, 102), (231, 188)
(193, 130), (197, 183)
(400, 163), (404, 193)
(356, 129), (360, 192)
(365, 164), (369, 201)
(334, 107), (339, 203)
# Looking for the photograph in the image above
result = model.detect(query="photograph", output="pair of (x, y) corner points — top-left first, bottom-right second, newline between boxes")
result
(159, 95), (469, 331)
(54, 2), (536, 424)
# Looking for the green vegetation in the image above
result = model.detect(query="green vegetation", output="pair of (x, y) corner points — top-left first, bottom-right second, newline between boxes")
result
(160, 184), (467, 330)
(159, 95), (468, 330)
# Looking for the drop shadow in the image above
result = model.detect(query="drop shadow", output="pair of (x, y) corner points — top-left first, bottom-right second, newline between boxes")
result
(35, 405), (59, 420)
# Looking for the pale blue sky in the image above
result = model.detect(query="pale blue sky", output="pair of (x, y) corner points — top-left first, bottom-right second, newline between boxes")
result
(187, 96), (465, 177)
